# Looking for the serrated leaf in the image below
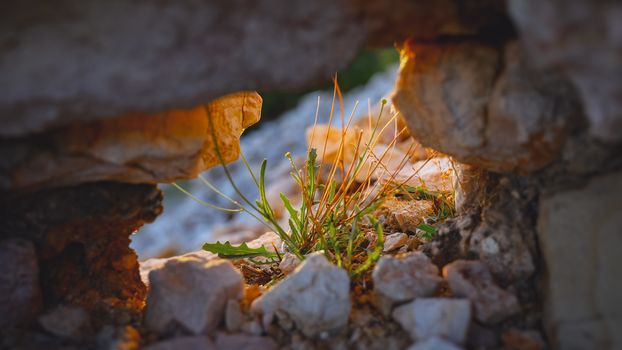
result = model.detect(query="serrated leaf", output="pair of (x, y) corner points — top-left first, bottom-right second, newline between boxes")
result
(202, 241), (278, 260)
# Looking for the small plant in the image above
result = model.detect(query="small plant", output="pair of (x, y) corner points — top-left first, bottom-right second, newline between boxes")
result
(175, 81), (448, 277)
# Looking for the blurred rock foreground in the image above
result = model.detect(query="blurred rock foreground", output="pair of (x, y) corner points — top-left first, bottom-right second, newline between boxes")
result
(0, 0), (621, 349)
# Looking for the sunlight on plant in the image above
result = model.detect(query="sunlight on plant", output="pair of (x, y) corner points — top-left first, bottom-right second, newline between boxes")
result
(174, 80), (455, 277)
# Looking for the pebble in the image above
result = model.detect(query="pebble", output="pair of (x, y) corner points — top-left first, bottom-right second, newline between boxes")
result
(383, 232), (409, 252)
(407, 337), (464, 350)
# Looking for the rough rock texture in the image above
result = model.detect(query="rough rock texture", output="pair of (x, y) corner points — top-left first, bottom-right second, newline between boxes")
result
(393, 41), (580, 173)
(144, 336), (215, 350)
(0, 92), (261, 191)
(38, 305), (91, 339)
(443, 260), (520, 324)
(214, 333), (279, 350)
(144, 258), (244, 335)
(407, 337), (464, 350)
(393, 298), (471, 345)
(383, 232), (409, 252)
(372, 253), (442, 315)
(379, 198), (434, 233)
(0, 0), (507, 138)
(0, 239), (42, 328)
(0, 182), (162, 324)
(508, 0), (622, 143)
(538, 170), (622, 350)
(251, 253), (350, 338)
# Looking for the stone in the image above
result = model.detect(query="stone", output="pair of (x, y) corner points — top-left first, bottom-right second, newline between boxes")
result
(278, 252), (302, 275)
(38, 305), (91, 339)
(225, 300), (245, 332)
(452, 163), (486, 213)
(251, 252), (350, 338)
(144, 336), (216, 350)
(443, 260), (520, 324)
(390, 157), (455, 193)
(501, 329), (545, 350)
(392, 298), (471, 344)
(393, 41), (580, 173)
(139, 250), (216, 286)
(214, 333), (278, 350)
(0, 182), (161, 324)
(383, 232), (409, 252)
(144, 258), (244, 334)
(508, 0), (622, 143)
(537, 170), (622, 349)
(0, 239), (42, 328)
(0, 92), (261, 191)
(378, 197), (434, 233)
(372, 253), (442, 315)
(407, 337), (463, 350)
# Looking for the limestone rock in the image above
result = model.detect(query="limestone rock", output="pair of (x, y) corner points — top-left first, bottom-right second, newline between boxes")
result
(538, 170), (622, 349)
(139, 250), (216, 286)
(443, 260), (520, 324)
(1, 92), (261, 191)
(378, 198), (434, 233)
(214, 333), (278, 350)
(38, 305), (91, 339)
(508, 0), (622, 143)
(145, 258), (244, 334)
(383, 232), (409, 252)
(278, 252), (301, 275)
(393, 298), (471, 344)
(225, 300), (245, 332)
(407, 337), (464, 350)
(144, 336), (216, 350)
(391, 157), (455, 192)
(0, 182), (161, 324)
(251, 252), (350, 338)
(0, 239), (41, 328)
(372, 253), (442, 315)
(393, 41), (579, 173)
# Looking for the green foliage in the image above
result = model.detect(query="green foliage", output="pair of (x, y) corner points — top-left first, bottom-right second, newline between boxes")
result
(202, 241), (278, 261)
(398, 185), (455, 241)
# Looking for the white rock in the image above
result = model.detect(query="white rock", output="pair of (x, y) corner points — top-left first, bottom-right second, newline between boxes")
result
(139, 250), (216, 286)
(372, 253), (442, 315)
(279, 252), (302, 275)
(144, 336), (216, 350)
(38, 305), (90, 339)
(407, 337), (464, 350)
(251, 252), (350, 338)
(383, 232), (409, 252)
(246, 231), (282, 251)
(393, 298), (471, 344)
(443, 260), (519, 324)
(144, 257), (244, 334)
(225, 300), (244, 332)
(215, 333), (278, 350)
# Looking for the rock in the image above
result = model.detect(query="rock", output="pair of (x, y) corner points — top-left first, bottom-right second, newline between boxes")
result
(1, 92), (261, 191)
(144, 258), (244, 334)
(251, 252), (350, 338)
(392, 298), (471, 344)
(537, 170), (622, 349)
(378, 198), (434, 233)
(225, 300), (245, 332)
(452, 163), (486, 213)
(407, 337), (463, 350)
(372, 253), (442, 315)
(383, 232), (409, 252)
(443, 260), (520, 324)
(0, 182), (161, 325)
(38, 305), (91, 339)
(391, 157), (455, 192)
(393, 41), (580, 173)
(246, 231), (283, 252)
(96, 325), (141, 350)
(508, 0), (622, 143)
(144, 336), (216, 350)
(501, 329), (545, 350)
(214, 333), (278, 350)
(0, 239), (42, 328)
(140, 250), (217, 286)
(279, 252), (302, 275)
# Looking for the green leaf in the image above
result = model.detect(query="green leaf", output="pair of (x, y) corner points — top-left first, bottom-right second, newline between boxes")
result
(353, 215), (384, 275)
(417, 223), (437, 240)
(202, 241), (278, 260)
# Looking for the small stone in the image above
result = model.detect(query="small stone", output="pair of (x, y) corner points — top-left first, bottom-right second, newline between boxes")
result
(241, 318), (264, 336)
(251, 252), (350, 338)
(393, 298), (471, 344)
(501, 329), (545, 350)
(246, 231), (282, 251)
(145, 258), (244, 334)
(443, 260), (520, 324)
(407, 337), (464, 350)
(215, 333), (278, 350)
(144, 336), (215, 350)
(39, 305), (90, 339)
(139, 250), (216, 286)
(372, 252), (442, 315)
(225, 300), (244, 332)
(279, 252), (301, 275)
(383, 232), (409, 252)
(379, 198), (434, 233)
(0, 238), (41, 328)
